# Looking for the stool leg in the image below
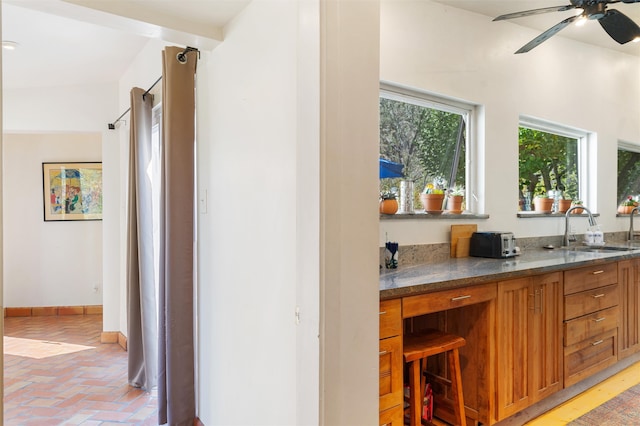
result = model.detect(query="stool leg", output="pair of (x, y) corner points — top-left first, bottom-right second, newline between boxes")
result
(408, 359), (421, 426)
(448, 348), (466, 426)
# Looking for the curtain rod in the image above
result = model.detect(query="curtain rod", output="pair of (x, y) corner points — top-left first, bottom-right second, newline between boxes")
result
(108, 46), (199, 130)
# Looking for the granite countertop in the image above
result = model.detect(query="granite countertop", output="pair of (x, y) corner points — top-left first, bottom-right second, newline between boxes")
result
(380, 244), (640, 300)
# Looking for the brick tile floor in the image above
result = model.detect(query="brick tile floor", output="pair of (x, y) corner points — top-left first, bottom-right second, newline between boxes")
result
(4, 315), (157, 425)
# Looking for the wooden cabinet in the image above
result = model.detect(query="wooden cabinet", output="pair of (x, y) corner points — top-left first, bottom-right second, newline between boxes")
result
(379, 299), (403, 426)
(618, 259), (640, 359)
(563, 263), (619, 387)
(496, 272), (563, 421)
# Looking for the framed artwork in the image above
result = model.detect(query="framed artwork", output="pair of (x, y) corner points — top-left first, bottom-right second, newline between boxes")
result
(42, 162), (103, 221)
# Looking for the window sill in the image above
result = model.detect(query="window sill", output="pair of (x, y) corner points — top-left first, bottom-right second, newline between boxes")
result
(518, 212), (600, 218)
(380, 212), (489, 220)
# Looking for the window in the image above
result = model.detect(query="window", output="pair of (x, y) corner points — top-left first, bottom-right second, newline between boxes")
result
(518, 117), (588, 211)
(617, 141), (640, 206)
(379, 83), (473, 212)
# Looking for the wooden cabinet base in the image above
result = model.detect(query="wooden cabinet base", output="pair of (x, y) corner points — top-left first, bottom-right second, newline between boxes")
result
(564, 328), (618, 387)
(379, 404), (403, 426)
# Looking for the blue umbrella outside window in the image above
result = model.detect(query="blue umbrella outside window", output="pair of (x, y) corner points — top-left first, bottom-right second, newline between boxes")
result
(379, 158), (404, 179)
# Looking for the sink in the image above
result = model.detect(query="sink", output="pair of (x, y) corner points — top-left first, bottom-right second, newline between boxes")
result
(560, 245), (637, 252)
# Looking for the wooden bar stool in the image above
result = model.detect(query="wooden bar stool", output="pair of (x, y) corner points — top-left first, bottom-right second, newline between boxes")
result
(403, 329), (467, 426)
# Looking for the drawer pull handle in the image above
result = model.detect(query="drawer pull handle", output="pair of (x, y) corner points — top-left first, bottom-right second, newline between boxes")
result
(591, 270), (605, 275)
(591, 339), (604, 346)
(379, 351), (388, 356)
(593, 317), (606, 323)
(379, 311), (386, 315)
(592, 294), (605, 298)
(451, 295), (471, 301)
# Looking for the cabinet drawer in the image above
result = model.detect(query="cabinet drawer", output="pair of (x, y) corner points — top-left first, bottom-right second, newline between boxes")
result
(564, 263), (617, 295)
(379, 404), (403, 426)
(379, 335), (403, 412)
(380, 299), (402, 339)
(564, 306), (619, 346)
(564, 284), (619, 320)
(402, 283), (497, 318)
(564, 329), (617, 387)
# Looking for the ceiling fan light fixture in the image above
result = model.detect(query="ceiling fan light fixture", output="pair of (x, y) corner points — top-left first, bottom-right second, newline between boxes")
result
(575, 16), (588, 26)
(633, 37), (640, 43)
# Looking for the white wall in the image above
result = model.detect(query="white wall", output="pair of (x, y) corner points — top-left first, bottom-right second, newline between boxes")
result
(197, 1), (301, 423)
(379, 1), (640, 246)
(3, 132), (102, 307)
(2, 83), (116, 308)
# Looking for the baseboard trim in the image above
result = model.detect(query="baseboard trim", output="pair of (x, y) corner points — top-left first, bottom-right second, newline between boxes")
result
(4, 305), (103, 317)
(101, 331), (127, 351)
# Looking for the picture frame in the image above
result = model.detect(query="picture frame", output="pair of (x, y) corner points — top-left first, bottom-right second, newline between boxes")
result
(42, 162), (103, 221)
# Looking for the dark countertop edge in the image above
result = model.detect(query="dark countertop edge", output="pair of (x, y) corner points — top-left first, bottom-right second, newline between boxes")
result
(379, 250), (640, 301)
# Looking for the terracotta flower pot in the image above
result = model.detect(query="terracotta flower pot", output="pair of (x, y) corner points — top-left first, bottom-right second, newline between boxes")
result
(618, 205), (635, 214)
(420, 193), (445, 214)
(558, 199), (572, 213)
(379, 199), (398, 215)
(571, 205), (584, 214)
(534, 197), (553, 212)
(446, 195), (464, 213)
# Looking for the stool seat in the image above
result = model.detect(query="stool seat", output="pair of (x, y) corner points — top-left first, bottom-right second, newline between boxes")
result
(403, 329), (467, 426)
(403, 330), (466, 362)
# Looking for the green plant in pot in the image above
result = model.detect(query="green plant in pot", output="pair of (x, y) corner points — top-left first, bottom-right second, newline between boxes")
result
(533, 188), (553, 213)
(420, 180), (446, 214)
(571, 199), (584, 214)
(446, 185), (464, 213)
(379, 191), (398, 215)
(618, 196), (638, 214)
(557, 195), (573, 213)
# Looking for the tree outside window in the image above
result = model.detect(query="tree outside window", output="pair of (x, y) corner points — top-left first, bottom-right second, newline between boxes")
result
(518, 126), (580, 210)
(617, 144), (640, 206)
(379, 89), (467, 211)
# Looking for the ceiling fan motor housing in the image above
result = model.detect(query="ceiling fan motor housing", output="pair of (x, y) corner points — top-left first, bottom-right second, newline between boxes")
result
(495, 0), (640, 53)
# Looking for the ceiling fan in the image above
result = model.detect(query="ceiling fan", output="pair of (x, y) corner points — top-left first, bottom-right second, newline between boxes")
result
(494, 0), (640, 53)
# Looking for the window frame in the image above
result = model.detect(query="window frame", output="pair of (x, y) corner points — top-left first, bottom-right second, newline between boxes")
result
(379, 82), (480, 214)
(518, 115), (591, 210)
(617, 140), (640, 208)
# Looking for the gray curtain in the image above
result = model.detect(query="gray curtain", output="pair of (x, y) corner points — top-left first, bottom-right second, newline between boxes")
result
(127, 87), (158, 390)
(158, 46), (198, 426)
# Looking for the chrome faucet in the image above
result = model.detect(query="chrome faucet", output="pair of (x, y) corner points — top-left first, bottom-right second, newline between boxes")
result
(628, 206), (640, 241)
(563, 205), (597, 247)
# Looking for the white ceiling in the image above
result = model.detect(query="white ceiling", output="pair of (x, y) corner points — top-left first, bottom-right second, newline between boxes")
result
(436, 0), (640, 55)
(4, 0), (640, 92)
(1, 0), (250, 90)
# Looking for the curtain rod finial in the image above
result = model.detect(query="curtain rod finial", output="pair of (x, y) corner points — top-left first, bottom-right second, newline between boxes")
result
(108, 123), (115, 130)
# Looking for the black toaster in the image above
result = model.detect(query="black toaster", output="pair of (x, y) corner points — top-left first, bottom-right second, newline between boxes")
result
(469, 232), (517, 259)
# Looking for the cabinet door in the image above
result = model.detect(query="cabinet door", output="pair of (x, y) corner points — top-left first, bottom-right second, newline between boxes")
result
(379, 335), (403, 412)
(618, 259), (640, 359)
(529, 272), (563, 402)
(497, 277), (531, 420)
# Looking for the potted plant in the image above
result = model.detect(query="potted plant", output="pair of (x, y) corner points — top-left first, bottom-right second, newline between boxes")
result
(571, 200), (584, 214)
(617, 196), (638, 214)
(446, 186), (464, 213)
(533, 190), (553, 212)
(558, 196), (572, 213)
(379, 191), (399, 215)
(420, 181), (446, 214)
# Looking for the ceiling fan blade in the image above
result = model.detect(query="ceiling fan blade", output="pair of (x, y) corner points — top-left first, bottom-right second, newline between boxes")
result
(515, 15), (581, 54)
(494, 5), (576, 21)
(598, 9), (640, 44)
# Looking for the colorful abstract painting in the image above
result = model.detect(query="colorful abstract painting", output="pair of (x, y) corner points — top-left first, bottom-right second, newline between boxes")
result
(43, 162), (102, 221)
